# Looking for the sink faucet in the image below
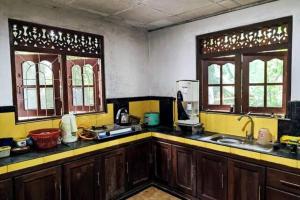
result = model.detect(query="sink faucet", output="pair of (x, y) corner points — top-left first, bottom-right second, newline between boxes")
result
(237, 112), (254, 143)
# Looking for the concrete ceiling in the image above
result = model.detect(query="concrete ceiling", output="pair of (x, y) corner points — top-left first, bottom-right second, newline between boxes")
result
(27, 0), (276, 31)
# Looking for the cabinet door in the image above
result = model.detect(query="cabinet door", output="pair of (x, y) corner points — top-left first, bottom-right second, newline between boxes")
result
(172, 145), (196, 196)
(0, 179), (13, 200)
(197, 151), (227, 200)
(228, 159), (265, 200)
(100, 148), (126, 200)
(127, 140), (151, 189)
(267, 187), (300, 200)
(15, 166), (61, 200)
(64, 157), (99, 200)
(153, 141), (172, 185)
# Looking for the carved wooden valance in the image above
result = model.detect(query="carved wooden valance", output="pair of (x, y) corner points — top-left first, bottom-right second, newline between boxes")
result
(199, 20), (290, 56)
(9, 19), (103, 56)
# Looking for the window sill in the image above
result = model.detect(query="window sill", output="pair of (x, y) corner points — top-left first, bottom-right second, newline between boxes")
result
(16, 110), (108, 125)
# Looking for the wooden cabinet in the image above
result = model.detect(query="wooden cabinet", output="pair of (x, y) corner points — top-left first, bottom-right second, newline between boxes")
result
(99, 148), (126, 200)
(228, 159), (265, 200)
(63, 157), (99, 200)
(266, 168), (300, 200)
(153, 141), (172, 185)
(266, 187), (300, 200)
(0, 179), (13, 200)
(197, 151), (227, 200)
(15, 166), (61, 200)
(127, 140), (152, 189)
(172, 145), (196, 196)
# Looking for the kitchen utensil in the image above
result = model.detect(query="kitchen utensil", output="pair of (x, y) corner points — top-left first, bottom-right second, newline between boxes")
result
(0, 146), (11, 158)
(116, 108), (130, 126)
(129, 115), (141, 125)
(144, 112), (160, 126)
(257, 128), (273, 145)
(14, 138), (27, 147)
(60, 114), (78, 143)
(11, 146), (30, 155)
(29, 128), (61, 150)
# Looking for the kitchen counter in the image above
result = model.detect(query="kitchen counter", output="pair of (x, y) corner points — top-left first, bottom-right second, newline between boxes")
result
(1, 126), (300, 175)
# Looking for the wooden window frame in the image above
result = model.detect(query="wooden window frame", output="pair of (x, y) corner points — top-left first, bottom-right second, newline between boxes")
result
(196, 16), (292, 115)
(242, 52), (288, 114)
(15, 53), (62, 119)
(202, 58), (236, 111)
(9, 19), (106, 123)
(66, 57), (101, 113)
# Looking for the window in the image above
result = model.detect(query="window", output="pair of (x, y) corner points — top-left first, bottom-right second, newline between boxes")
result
(243, 53), (287, 113)
(203, 59), (235, 111)
(15, 52), (62, 120)
(67, 56), (102, 114)
(197, 17), (292, 114)
(9, 19), (105, 122)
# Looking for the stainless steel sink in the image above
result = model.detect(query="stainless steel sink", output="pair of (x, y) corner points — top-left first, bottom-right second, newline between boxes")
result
(210, 135), (244, 145)
(201, 134), (273, 153)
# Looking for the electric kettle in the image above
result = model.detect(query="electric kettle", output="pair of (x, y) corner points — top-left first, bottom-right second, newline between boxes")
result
(59, 114), (78, 143)
(116, 108), (130, 126)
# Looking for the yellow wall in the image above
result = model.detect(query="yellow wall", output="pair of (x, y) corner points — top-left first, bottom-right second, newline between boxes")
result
(173, 100), (278, 140)
(0, 104), (115, 139)
(129, 100), (159, 123)
(0, 99), (278, 140)
(0, 100), (160, 139)
(200, 112), (278, 140)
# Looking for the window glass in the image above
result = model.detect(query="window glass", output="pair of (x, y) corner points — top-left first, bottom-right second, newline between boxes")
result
(83, 65), (94, 86)
(39, 61), (53, 85)
(267, 58), (283, 83)
(249, 59), (265, 83)
(22, 61), (36, 85)
(208, 86), (220, 105)
(267, 85), (283, 107)
(208, 64), (220, 84)
(73, 88), (83, 106)
(84, 87), (94, 106)
(222, 63), (235, 84)
(40, 88), (54, 109)
(223, 86), (235, 105)
(249, 86), (264, 107)
(24, 88), (38, 110)
(72, 65), (82, 86)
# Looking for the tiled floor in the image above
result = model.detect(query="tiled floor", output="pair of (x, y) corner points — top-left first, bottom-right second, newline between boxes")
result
(127, 186), (180, 200)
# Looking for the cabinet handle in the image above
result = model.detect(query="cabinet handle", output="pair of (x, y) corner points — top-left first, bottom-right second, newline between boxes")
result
(258, 185), (261, 200)
(221, 173), (224, 189)
(59, 184), (62, 200)
(126, 162), (129, 174)
(97, 172), (100, 186)
(280, 180), (300, 189)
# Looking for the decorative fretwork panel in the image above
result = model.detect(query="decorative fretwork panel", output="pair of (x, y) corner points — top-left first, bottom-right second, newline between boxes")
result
(201, 23), (289, 55)
(9, 19), (103, 56)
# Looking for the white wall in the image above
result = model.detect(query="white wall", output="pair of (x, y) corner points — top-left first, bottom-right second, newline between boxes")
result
(1, 0), (300, 107)
(0, 0), (150, 106)
(148, 0), (300, 100)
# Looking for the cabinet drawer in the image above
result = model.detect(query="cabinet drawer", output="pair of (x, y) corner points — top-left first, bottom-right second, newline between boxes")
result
(267, 168), (300, 195)
(267, 187), (300, 200)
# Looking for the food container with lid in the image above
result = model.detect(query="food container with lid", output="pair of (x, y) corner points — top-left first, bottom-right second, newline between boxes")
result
(0, 146), (11, 158)
(144, 112), (160, 126)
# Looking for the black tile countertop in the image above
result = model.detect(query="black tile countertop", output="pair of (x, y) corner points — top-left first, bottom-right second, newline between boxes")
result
(148, 126), (300, 160)
(0, 126), (300, 168)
